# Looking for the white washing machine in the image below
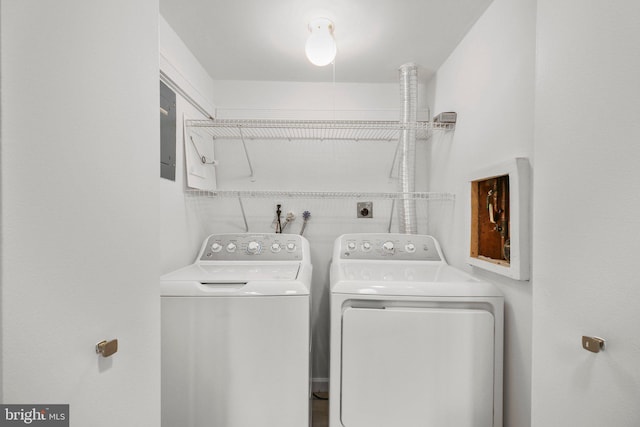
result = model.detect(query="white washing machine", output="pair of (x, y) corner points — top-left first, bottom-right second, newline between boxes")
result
(329, 233), (503, 427)
(161, 233), (312, 427)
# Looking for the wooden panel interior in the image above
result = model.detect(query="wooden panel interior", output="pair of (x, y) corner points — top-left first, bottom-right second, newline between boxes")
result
(470, 175), (510, 265)
(470, 182), (479, 258)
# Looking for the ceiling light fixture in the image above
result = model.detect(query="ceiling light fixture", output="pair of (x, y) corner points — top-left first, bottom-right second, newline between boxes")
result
(305, 18), (337, 67)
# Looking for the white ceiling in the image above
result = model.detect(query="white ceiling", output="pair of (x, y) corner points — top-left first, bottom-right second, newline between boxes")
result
(160, 0), (494, 83)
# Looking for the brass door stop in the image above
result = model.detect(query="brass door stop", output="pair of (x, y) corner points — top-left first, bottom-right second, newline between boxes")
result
(96, 339), (118, 357)
(582, 336), (605, 353)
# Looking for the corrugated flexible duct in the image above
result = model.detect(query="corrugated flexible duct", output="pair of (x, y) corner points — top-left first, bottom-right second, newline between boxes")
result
(397, 63), (418, 234)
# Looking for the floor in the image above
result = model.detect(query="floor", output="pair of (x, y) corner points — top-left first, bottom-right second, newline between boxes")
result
(312, 393), (329, 427)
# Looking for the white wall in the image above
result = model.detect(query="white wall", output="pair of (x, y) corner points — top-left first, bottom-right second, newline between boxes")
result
(425, 0), (536, 425)
(159, 15), (217, 273)
(159, 16), (215, 118)
(203, 79), (432, 388)
(532, 0), (640, 425)
(0, 5), (4, 398)
(0, 2), (160, 425)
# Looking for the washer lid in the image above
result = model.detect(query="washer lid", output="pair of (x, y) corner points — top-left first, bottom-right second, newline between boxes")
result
(331, 263), (502, 297)
(160, 262), (310, 297)
(161, 262), (301, 282)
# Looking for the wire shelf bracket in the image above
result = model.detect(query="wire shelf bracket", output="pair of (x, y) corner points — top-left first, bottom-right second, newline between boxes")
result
(237, 127), (255, 180)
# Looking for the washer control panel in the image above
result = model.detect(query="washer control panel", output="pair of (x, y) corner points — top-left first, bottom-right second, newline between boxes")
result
(338, 233), (442, 261)
(199, 234), (303, 261)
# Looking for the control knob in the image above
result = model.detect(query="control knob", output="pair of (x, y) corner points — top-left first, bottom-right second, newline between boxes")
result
(270, 243), (281, 253)
(382, 241), (395, 253)
(362, 242), (372, 251)
(226, 242), (237, 252)
(211, 243), (222, 252)
(347, 242), (357, 251)
(247, 241), (261, 254)
(405, 243), (416, 253)
(286, 243), (296, 251)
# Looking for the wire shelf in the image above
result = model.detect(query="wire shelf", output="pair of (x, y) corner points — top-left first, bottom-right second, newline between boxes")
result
(186, 119), (454, 142)
(185, 189), (455, 201)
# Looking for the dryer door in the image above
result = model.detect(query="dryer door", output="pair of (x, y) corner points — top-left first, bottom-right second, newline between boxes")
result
(340, 307), (495, 427)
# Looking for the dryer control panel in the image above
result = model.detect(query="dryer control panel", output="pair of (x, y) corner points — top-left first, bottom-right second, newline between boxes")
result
(198, 233), (304, 261)
(337, 233), (443, 261)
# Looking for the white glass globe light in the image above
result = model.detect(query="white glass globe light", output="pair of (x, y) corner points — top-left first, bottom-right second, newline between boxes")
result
(305, 18), (337, 67)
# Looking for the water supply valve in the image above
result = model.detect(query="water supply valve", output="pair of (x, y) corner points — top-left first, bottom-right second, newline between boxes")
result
(357, 202), (373, 218)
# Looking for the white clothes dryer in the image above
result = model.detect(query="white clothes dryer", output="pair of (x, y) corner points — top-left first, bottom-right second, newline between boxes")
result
(329, 233), (503, 427)
(161, 233), (312, 427)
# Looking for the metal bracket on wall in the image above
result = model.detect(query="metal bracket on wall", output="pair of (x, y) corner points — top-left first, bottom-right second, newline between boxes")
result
(389, 140), (401, 179)
(388, 199), (395, 233)
(238, 197), (249, 232)
(238, 128), (255, 181)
